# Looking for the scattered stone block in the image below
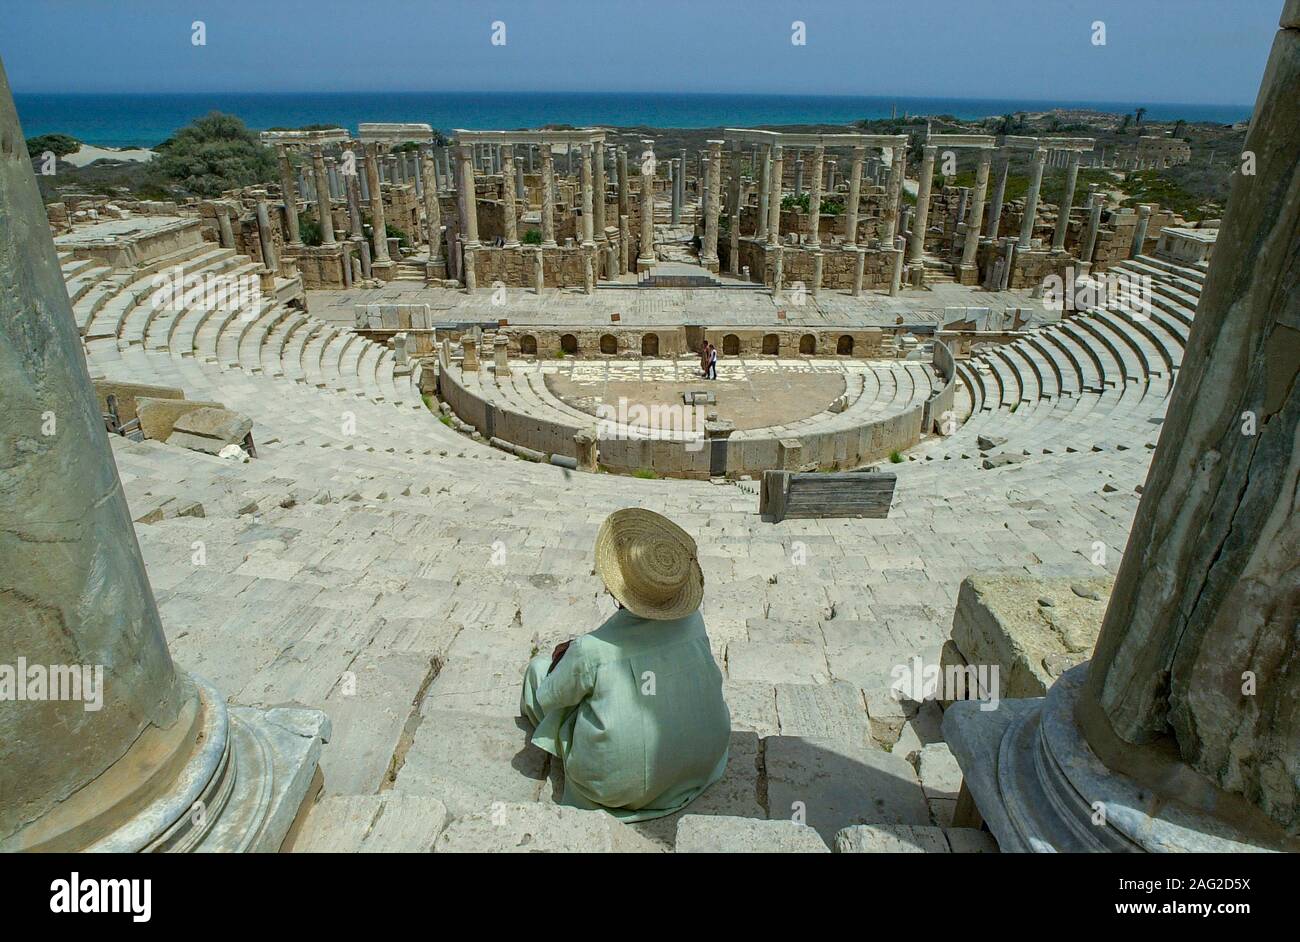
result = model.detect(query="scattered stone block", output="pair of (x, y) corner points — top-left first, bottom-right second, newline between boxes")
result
(135, 396), (225, 441)
(917, 742), (963, 800)
(167, 406), (253, 455)
(950, 574), (1112, 699)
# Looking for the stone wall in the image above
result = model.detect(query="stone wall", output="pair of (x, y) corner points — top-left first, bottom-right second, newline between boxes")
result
(470, 244), (596, 288)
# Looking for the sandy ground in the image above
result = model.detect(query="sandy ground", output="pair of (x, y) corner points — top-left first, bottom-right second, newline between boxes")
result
(62, 145), (155, 167)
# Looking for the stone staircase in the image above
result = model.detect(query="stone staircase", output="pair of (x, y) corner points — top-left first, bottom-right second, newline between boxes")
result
(56, 221), (1198, 852)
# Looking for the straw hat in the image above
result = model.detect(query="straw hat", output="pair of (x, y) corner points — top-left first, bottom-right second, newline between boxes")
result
(594, 509), (704, 621)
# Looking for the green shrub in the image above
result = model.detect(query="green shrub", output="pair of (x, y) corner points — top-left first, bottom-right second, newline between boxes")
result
(151, 112), (276, 197)
(522, 228), (543, 245)
(889, 450), (904, 463)
(26, 133), (80, 159)
(632, 468), (657, 479)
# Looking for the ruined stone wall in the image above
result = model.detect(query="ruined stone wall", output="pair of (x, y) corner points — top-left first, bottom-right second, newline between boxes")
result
(470, 244), (595, 288)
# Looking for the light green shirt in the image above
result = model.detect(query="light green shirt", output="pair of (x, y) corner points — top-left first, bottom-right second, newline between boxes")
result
(524, 608), (731, 822)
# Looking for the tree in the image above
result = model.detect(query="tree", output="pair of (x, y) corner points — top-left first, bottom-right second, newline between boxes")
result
(26, 133), (80, 159)
(151, 112), (276, 197)
(1135, 107), (1147, 127)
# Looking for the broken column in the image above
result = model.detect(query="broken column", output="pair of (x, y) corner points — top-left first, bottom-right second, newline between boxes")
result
(421, 147), (445, 277)
(501, 147), (519, 248)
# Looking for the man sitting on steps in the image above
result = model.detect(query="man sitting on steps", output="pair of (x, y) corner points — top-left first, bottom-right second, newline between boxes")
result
(519, 508), (731, 822)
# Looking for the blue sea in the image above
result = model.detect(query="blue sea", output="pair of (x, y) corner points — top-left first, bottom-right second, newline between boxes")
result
(13, 91), (1252, 149)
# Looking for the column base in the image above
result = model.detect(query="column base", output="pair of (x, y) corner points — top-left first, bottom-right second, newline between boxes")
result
(370, 259), (397, 282)
(4, 674), (328, 853)
(424, 259), (447, 284)
(957, 264), (980, 286)
(636, 256), (657, 273)
(943, 664), (1291, 853)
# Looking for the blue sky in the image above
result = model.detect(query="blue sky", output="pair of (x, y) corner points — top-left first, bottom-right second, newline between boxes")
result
(0, 0), (1280, 105)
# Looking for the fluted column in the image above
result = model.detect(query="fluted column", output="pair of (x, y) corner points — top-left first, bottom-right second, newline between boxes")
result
(580, 142), (595, 247)
(702, 139), (722, 268)
(844, 144), (864, 247)
(1053, 150), (1081, 252)
(986, 151), (1009, 239)
(593, 141), (607, 236)
(276, 145), (301, 244)
(767, 144), (783, 246)
(456, 143), (479, 248)
(501, 147), (518, 247)
(365, 142), (392, 264)
(310, 146), (336, 244)
(805, 144), (824, 248)
(959, 148), (992, 270)
(1018, 146), (1047, 250)
(908, 144), (937, 266)
(636, 140), (656, 271)
(541, 145), (556, 247)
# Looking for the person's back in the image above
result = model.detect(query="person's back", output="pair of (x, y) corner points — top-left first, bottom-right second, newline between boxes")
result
(536, 608), (730, 819)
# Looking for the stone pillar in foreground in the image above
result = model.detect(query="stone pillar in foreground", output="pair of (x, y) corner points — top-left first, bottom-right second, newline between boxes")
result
(311, 146), (336, 245)
(276, 145), (302, 244)
(541, 145), (557, 247)
(701, 140), (722, 270)
(637, 141), (657, 272)
(1017, 146), (1047, 250)
(907, 144), (937, 268)
(805, 144), (824, 248)
(958, 148), (992, 279)
(1052, 149), (1081, 253)
(501, 148), (519, 248)
(0, 57), (325, 853)
(844, 145), (864, 247)
(943, 6), (1300, 851)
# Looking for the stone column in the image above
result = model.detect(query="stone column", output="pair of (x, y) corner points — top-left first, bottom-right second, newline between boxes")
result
(946, 11), (1300, 852)
(216, 205), (235, 248)
(670, 158), (682, 225)
(579, 143), (595, 247)
(986, 152), (1009, 239)
(767, 144), (783, 246)
(851, 247), (865, 296)
(844, 145), (864, 247)
(501, 147), (519, 248)
(1017, 146), (1048, 250)
(636, 141), (656, 271)
(959, 148), (992, 276)
(276, 145), (302, 244)
(1080, 193), (1103, 273)
(0, 61), (324, 853)
(729, 210), (741, 276)
(619, 213), (630, 275)
(514, 152), (525, 201)
(908, 144), (937, 267)
(617, 147), (630, 222)
(702, 140), (722, 270)
(533, 246), (545, 294)
(805, 144), (824, 248)
(1053, 150), (1081, 252)
(593, 141), (607, 237)
(365, 142), (393, 272)
(889, 235), (905, 296)
(728, 144), (742, 218)
(793, 157), (804, 198)
(255, 198), (278, 270)
(541, 145), (557, 247)
(310, 146), (336, 244)
(1130, 203), (1152, 257)
(345, 164), (365, 240)
(456, 143), (479, 248)
(885, 145), (905, 244)
(756, 145), (770, 241)
(421, 147), (445, 270)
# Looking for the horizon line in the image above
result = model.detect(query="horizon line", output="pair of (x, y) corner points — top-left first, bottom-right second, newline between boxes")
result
(9, 88), (1256, 110)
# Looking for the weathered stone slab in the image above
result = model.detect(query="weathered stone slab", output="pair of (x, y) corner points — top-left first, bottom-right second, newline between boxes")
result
(944, 827), (1000, 853)
(167, 406), (253, 454)
(917, 742), (963, 800)
(727, 641), (828, 685)
(292, 794), (448, 852)
(774, 680), (871, 746)
(136, 396), (225, 441)
(764, 735), (930, 844)
(834, 823), (951, 853)
(676, 815), (829, 853)
(434, 802), (661, 853)
(949, 574), (1111, 698)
